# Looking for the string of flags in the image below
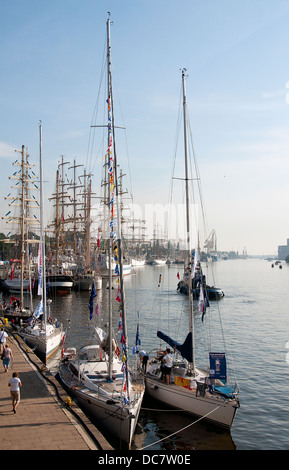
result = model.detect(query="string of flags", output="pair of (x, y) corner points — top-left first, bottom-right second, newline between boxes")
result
(87, 94), (128, 400)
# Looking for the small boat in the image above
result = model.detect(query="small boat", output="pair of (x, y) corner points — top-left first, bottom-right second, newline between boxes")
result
(99, 253), (131, 277)
(177, 254), (224, 300)
(1, 277), (31, 294)
(1, 303), (32, 324)
(60, 332), (144, 448)
(131, 258), (146, 267)
(177, 279), (224, 300)
(20, 316), (64, 360)
(146, 257), (167, 265)
(46, 274), (74, 294)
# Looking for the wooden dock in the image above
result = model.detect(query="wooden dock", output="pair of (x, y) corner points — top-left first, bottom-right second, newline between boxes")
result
(0, 319), (113, 450)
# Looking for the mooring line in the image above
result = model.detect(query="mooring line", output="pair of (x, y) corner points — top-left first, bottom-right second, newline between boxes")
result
(138, 405), (222, 450)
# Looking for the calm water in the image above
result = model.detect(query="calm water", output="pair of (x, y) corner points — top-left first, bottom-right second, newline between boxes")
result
(6, 258), (289, 450)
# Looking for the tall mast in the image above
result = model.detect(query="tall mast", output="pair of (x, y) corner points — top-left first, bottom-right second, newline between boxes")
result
(182, 69), (195, 375)
(20, 145), (25, 310)
(3, 146), (39, 309)
(68, 159), (84, 254)
(39, 123), (47, 326)
(109, 23), (130, 400)
(107, 16), (113, 380)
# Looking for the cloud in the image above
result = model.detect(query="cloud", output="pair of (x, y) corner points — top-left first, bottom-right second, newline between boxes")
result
(262, 89), (286, 100)
(0, 141), (16, 158)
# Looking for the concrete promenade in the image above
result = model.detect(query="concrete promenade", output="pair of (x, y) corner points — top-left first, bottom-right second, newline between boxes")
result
(0, 320), (113, 450)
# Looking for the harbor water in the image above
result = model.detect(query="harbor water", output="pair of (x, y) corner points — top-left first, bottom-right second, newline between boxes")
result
(4, 258), (289, 450)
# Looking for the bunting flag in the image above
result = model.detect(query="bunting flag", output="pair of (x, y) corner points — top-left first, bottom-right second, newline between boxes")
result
(132, 319), (141, 354)
(88, 281), (97, 320)
(116, 287), (121, 302)
(192, 248), (200, 278)
(106, 94), (129, 397)
(198, 283), (210, 322)
(37, 239), (43, 296)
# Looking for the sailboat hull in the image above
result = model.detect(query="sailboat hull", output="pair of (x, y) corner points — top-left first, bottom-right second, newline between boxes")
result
(1, 278), (31, 293)
(59, 360), (144, 449)
(64, 384), (142, 448)
(145, 375), (238, 429)
(131, 259), (145, 267)
(19, 325), (64, 362)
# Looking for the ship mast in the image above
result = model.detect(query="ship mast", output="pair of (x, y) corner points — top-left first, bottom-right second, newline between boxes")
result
(182, 69), (195, 375)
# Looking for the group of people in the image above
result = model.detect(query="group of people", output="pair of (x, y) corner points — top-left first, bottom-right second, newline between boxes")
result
(0, 327), (22, 413)
(137, 346), (174, 384)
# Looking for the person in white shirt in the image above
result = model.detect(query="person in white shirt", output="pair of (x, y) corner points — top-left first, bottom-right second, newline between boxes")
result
(0, 328), (8, 353)
(162, 348), (174, 384)
(137, 350), (149, 374)
(8, 372), (22, 413)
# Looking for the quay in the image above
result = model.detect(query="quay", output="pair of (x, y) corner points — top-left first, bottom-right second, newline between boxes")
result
(0, 319), (113, 450)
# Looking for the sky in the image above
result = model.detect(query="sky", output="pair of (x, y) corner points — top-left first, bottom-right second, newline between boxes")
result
(1, 0), (289, 256)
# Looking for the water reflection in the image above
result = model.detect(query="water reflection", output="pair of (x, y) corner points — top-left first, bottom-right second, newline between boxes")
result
(132, 397), (236, 451)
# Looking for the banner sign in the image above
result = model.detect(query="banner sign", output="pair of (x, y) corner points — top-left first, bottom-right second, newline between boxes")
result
(209, 352), (227, 382)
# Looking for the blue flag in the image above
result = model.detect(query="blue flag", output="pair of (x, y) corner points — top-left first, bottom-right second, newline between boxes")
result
(88, 281), (97, 320)
(135, 323), (141, 346)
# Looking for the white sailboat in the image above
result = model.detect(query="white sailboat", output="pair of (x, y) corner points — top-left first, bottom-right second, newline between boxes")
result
(19, 124), (64, 363)
(59, 17), (144, 449)
(145, 69), (240, 429)
(131, 258), (145, 267)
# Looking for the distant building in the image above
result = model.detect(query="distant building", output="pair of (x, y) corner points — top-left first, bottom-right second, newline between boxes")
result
(278, 239), (289, 260)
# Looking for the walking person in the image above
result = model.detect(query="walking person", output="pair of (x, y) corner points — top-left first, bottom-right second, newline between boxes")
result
(2, 344), (13, 372)
(8, 372), (22, 413)
(0, 328), (8, 354)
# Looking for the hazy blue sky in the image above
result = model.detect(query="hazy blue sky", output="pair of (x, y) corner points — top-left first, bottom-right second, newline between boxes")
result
(1, 0), (289, 255)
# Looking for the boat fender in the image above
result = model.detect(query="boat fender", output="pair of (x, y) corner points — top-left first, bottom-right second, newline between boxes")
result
(153, 385), (158, 390)
(106, 399), (117, 405)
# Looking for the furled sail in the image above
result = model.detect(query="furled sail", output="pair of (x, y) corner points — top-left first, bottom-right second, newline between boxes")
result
(157, 331), (193, 363)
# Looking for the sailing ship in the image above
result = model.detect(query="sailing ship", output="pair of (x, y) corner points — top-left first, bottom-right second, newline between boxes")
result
(145, 70), (239, 429)
(59, 17), (144, 449)
(177, 260), (225, 300)
(18, 124), (65, 363)
(1, 145), (39, 323)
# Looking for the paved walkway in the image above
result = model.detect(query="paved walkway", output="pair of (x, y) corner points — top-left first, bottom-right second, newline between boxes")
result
(0, 320), (113, 450)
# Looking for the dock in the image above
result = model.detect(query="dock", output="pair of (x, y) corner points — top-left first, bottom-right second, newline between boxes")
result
(0, 320), (113, 450)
